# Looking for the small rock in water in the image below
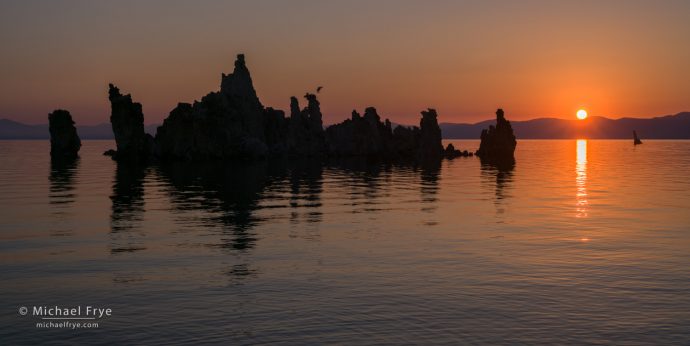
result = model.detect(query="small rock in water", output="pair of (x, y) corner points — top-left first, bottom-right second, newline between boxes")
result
(48, 109), (81, 158)
(475, 108), (517, 162)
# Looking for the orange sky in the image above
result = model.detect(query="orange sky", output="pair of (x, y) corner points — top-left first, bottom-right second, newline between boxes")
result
(1, 0), (689, 125)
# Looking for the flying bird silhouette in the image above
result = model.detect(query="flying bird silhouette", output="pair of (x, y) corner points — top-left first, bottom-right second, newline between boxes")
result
(316, 86), (323, 93)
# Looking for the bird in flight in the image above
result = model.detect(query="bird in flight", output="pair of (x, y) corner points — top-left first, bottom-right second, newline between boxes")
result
(316, 86), (323, 93)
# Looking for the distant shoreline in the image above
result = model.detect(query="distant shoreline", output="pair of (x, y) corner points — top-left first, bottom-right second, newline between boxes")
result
(3, 139), (690, 142)
(3, 112), (689, 140)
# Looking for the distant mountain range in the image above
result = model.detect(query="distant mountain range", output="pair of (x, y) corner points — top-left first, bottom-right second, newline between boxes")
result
(441, 112), (690, 139)
(1, 112), (689, 139)
(0, 119), (158, 139)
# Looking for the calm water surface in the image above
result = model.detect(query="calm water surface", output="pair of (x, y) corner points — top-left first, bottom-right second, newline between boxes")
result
(1, 140), (689, 345)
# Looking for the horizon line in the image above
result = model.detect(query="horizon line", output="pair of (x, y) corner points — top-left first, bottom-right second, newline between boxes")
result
(3, 111), (688, 127)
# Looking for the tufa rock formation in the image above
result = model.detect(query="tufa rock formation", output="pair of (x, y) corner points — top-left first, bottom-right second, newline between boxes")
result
(48, 109), (81, 158)
(107, 54), (472, 162)
(325, 107), (454, 160)
(326, 107), (400, 158)
(418, 108), (443, 161)
(633, 130), (643, 145)
(475, 108), (516, 161)
(107, 84), (154, 161)
(154, 54), (302, 160)
(287, 94), (326, 157)
(444, 143), (472, 159)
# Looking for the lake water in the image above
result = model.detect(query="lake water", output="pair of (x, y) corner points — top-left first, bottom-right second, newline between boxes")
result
(1, 140), (689, 345)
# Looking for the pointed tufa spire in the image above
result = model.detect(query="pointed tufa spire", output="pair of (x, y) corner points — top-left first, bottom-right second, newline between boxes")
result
(235, 53), (246, 68)
(633, 130), (643, 145)
(496, 108), (506, 122)
(303, 93), (323, 130)
(363, 107), (381, 126)
(475, 108), (517, 162)
(290, 96), (300, 119)
(419, 108), (443, 161)
(122, 53), (469, 161)
(220, 54), (261, 107)
(108, 83), (121, 101)
(106, 83), (153, 161)
(285, 93), (326, 157)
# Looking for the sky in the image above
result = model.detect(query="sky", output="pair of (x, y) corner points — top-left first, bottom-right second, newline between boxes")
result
(1, 0), (689, 126)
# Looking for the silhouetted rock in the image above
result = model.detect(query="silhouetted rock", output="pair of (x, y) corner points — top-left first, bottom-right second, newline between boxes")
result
(440, 112), (690, 139)
(155, 54), (271, 160)
(286, 94), (326, 157)
(263, 107), (288, 155)
(107, 84), (153, 161)
(325, 107), (394, 158)
(108, 54), (465, 162)
(633, 130), (643, 145)
(443, 143), (461, 158)
(220, 53), (265, 142)
(391, 125), (421, 158)
(324, 107), (454, 160)
(48, 109), (81, 158)
(419, 108), (443, 161)
(476, 109), (517, 161)
(442, 143), (474, 159)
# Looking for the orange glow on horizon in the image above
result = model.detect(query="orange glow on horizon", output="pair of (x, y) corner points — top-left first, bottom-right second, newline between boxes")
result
(0, 2), (689, 125)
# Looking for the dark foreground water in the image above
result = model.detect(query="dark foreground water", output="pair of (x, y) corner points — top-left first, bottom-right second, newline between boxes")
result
(1, 140), (689, 345)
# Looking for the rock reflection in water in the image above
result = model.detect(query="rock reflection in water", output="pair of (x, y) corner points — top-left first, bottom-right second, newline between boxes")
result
(416, 159), (441, 226)
(420, 160), (441, 210)
(110, 161), (147, 254)
(49, 156), (79, 205)
(480, 157), (515, 215)
(5, 140), (690, 345)
(331, 158), (390, 216)
(107, 157), (443, 283)
(288, 160), (323, 226)
(48, 156), (79, 236)
(156, 159), (325, 251)
(157, 161), (267, 251)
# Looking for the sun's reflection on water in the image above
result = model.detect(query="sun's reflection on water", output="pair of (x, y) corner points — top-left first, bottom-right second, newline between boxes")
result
(576, 139), (588, 218)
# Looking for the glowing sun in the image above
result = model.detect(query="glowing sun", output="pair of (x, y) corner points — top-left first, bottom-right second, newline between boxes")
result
(577, 109), (588, 120)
